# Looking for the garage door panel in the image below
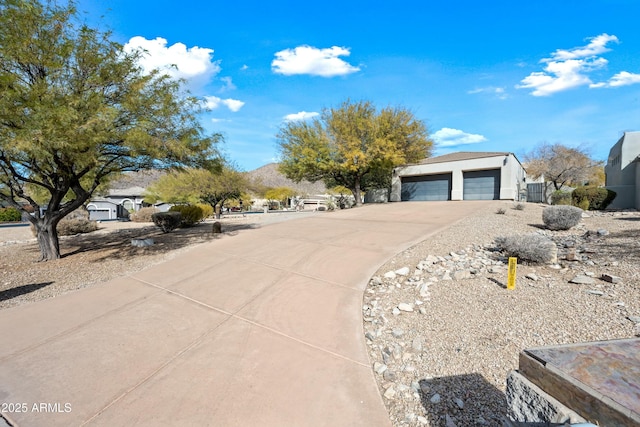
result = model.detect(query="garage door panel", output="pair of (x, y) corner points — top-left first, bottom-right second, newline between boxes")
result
(463, 169), (500, 200)
(88, 209), (111, 221)
(401, 174), (451, 201)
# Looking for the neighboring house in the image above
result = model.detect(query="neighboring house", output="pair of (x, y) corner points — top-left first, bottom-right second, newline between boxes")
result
(87, 186), (147, 220)
(605, 131), (640, 210)
(390, 152), (527, 202)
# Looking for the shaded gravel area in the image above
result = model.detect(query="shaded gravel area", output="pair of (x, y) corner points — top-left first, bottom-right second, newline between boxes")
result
(363, 201), (640, 426)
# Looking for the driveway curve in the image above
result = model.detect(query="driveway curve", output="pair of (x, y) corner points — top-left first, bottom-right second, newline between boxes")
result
(0, 201), (490, 426)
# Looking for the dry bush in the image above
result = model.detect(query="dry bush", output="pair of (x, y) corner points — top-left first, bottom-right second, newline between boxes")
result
(542, 205), (583, 230)
(495, 234), (557, 264)
(130, 207), (159, 222)
(57, 218), (99, 236)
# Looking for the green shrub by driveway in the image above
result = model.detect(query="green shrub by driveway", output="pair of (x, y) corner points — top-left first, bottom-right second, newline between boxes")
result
(571, 187), (616, 210)
(152, 211), (182, 233)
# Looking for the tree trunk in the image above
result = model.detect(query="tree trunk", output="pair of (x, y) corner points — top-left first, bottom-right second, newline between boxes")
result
(352, 178), (363, 206)
(35, 220), (61, 261)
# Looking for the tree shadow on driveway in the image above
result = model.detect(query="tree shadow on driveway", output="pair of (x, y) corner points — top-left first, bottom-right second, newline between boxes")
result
(60, 221), (261, 262)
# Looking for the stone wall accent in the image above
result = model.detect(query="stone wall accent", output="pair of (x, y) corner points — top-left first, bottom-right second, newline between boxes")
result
(505, 371), (586, 424)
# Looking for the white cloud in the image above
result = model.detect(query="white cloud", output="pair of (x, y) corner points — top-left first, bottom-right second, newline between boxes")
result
(592, 71), (640, 88)
(123, 36), (220, 90)
(272, 45), (360, 77)
(203, 96), (245, 112)
(468, 86), (508, 99)
(432, 128), (487, 147)
(219, 76), (236, 92)
(284, 111), (319, 121)
(517, 34), (619, 96)
(548, 34), (618, 61)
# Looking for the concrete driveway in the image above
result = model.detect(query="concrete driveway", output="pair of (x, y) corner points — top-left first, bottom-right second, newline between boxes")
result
(0, 201), (489, 426)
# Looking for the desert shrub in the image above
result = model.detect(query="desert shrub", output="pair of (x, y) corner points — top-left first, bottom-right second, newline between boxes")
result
(496, 208), (506, 215)
(130, 207), (159, 222)
(169, 205), (204, 227)
(495, 234), (557, 264)
(152, 211), (182, 233)
(550, 190), (572, 205)
(57, 218), (99, 236)
(197, 203), (214, 219)
(571, 186), (616, 210)
(577, 198), (590, 211)
(514, 203), (525, 211)
(542, 205), (583, 230)
(0, 207), (21, 222)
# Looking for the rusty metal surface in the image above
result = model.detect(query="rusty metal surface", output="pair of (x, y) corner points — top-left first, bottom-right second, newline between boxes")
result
(525, 338), (640, 415)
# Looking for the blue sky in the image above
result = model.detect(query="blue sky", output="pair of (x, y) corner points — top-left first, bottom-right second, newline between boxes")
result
(79, 0), (640, 171)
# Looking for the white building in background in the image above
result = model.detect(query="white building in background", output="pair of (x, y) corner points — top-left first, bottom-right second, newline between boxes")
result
(390, 152), (527, 202)
(86, 186), (146, 220)
(605, 131), (640, 210)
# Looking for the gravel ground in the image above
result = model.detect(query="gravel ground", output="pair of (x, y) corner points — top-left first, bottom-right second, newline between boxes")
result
(363, 201), (640, 426)
(0, 211), (316, 310)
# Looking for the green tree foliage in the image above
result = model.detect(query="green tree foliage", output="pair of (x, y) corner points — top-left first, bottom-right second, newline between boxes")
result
(145, 165), (248, 218)
(0, 0), (218, 260)
(277, 100), (432, 206)
(524, 143), (602, 191)
(0, 206), (21, 222)
(264, 187), (295, 208)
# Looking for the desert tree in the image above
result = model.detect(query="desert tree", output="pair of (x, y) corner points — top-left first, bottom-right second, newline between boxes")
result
(0, 0), (219, 260)
(524, 143), (601, 190)
(264, 186), (295, 209)
(145, 164), (248, 218)
(277, 100), (432, 206)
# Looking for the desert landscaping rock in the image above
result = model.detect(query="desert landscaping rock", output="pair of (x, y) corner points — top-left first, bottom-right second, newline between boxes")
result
(569, 275), (596, 285)
(395, 267), (411, 276)
(601, 273), (621, 283)
(398, 303), (414, 312)
(364, 202), (639, 426)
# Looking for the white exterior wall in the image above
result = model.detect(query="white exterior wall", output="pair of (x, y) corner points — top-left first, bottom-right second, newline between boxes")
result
(636, 165), (640, 210)
(605, 132), (640, 209)
(391, 154), (525, 201)
(86, 200), (118, 220)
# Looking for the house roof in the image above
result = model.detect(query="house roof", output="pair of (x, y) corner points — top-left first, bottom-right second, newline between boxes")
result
(417, 151), (511, 165)
(108, 186), (147, 197)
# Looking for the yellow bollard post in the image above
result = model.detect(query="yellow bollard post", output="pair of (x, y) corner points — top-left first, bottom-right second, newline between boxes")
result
(507, 257), (517, 290)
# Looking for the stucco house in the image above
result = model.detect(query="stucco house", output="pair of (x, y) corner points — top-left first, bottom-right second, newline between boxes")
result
(390, 152), (527, 202)
(86, 186), (147, 220)
(605, 131), (640, 210)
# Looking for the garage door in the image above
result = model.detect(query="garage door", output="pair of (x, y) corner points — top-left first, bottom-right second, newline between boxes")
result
(401, 174), (451, 201)
(88, 209), (111, 221)
(463, 169), (501, 200)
